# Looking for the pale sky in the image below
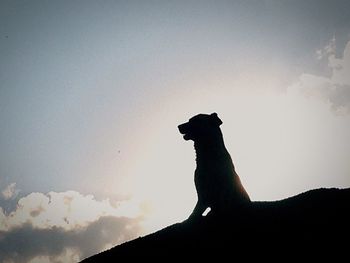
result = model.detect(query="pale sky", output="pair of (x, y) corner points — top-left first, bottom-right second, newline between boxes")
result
(1, 1), (350, 262)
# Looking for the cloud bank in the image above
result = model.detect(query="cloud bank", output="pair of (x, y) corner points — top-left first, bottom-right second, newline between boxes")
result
(291, 39), (350, 115)
(0, 190), (144, 263)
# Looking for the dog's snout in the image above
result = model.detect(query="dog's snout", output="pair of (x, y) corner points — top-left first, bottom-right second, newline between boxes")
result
(178, 123), (187, 134)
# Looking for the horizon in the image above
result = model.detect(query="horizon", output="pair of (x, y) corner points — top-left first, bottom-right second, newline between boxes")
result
(1, 1), (350, 262)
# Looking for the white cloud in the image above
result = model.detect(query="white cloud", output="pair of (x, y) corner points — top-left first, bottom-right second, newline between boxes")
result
(291, 39), (350, 115)
(1, 183), (20, 200)
(316, 36), (336, 60)
(2, 190), (143, 232)
(328, 42), (350, 86)
(0, 190), (146, 263)
(27, 248), (80, 263)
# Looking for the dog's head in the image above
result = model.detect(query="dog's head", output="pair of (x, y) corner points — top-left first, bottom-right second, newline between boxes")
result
(178, 113), (223, 141)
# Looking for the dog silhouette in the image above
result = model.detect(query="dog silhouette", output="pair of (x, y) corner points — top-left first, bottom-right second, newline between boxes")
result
(178, 113), (250, 219)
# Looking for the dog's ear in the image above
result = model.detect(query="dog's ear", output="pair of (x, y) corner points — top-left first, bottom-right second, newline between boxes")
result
(210, 112), (223, 126)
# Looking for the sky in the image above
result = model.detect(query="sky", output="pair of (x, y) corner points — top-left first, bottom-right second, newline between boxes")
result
(1, 0), (350, 262)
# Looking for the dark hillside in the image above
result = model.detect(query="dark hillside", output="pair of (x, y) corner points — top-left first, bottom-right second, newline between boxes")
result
(82, 187), (350, 261)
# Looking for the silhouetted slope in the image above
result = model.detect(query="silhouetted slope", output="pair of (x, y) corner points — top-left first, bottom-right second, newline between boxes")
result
(82, 188), (350, 261)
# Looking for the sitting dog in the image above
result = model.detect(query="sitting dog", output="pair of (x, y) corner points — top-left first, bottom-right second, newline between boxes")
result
(178, 113), (250, 219)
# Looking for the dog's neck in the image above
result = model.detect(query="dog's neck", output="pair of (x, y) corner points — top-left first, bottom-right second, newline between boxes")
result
(194, 130), (228, 163)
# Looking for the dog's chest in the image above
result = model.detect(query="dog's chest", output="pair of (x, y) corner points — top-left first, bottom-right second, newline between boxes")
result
(195, 162), (221, 187)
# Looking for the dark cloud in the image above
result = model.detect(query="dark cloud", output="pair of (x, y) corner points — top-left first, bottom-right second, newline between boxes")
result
(29, 205), (45, 217)
(0, 216), (142, 263)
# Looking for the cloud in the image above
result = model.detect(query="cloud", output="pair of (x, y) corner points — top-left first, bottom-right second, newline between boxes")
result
(291, 39), (350, 115)
(0, 190), (145, 263)
(0, 216), (142, 263)
(316, 36), (336, 60)
(1, 183), (20, 200)
(0, 207), (7, 231)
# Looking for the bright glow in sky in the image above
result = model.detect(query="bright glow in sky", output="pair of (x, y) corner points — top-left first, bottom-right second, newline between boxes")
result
(1, 1), (350, 262)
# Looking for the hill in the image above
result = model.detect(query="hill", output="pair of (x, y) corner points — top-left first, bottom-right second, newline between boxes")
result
(81, 187), (350, 261)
